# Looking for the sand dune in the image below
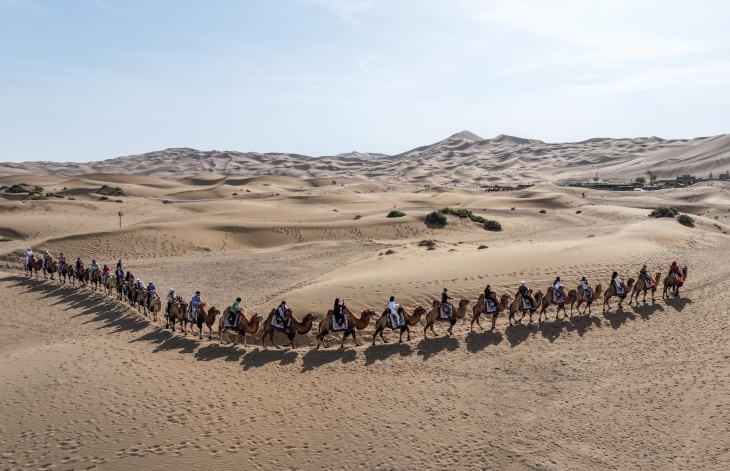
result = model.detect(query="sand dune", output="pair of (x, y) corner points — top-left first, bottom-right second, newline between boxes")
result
(2, 131), (730, 184)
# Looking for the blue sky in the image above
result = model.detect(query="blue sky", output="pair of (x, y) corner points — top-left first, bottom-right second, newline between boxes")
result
(1, 0), (729, 162)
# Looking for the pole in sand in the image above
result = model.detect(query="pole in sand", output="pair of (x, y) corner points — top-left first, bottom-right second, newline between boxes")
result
(118, 210), (123, 228)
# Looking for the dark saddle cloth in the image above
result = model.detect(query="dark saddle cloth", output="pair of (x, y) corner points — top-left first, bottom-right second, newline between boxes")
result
(330, 314), (349, 332)
(484, 297), (499, 315)
(387, 311), (406, 330)
(438, 303), (453, 320)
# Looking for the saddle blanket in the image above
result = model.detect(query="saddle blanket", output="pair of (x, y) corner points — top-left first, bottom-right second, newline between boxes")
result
(186, 307), (199, 324)
(640, 275), (656, 288)
(484, 298), (499, 315)
(438, 303), (453, 320)
(388, 311), (406, 330)
(269, 315), (289, 332)
(582, 287), (594, 303)
(330, 314), (349, 332)
(224, 313), (242, 331)
(552, 289), (565, 304)
(521, 296), (534, 311)
(615, 281), (627, 298)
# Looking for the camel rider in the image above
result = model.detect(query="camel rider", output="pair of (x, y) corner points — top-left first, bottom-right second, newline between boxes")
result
(517, 281), (534, 310)
(43, 250), (52, 270)
(639, 265), (654, 287)
(125, 271), (133, 283)
(579, 277), (589, 292)
(135, 278), (144, 291)
(553, 277), (565, 303)
(75, 258), (84, 276)
(58, 253), (66, 271)
(441, 288), (453, 306)
(165, 289), (175, 316)
(388, 296), (401, 325)
(115, 266), (124, 282)
(670, 261), (682, 281)
(611, 271), (622, 288)
(116, 259), (123, 272)
(484, 285), (499, 330)
(190, 291), (202, 318)
(25, 247), (33, 267)
(333, 298), (346, 326)
(90, 260), (100, 279)
(102, 265), (111, 284)
(228, 297), (242, 326)
(276, 301), (290, 331)
(146, 281), (156, 307)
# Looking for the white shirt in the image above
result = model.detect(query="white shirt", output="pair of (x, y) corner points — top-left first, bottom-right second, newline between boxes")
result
(167, 292), (176, 302)
(388, 301), (397, 315)
(554, 282), (563, 290)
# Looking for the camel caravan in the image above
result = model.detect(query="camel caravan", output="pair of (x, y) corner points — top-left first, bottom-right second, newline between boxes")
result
(21, 248), (689, 349)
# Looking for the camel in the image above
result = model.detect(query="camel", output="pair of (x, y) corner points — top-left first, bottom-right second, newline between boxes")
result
(535, 286), (569, 322)
(629, 271), (661, 305)
(316, 308), (376, 349)
(115, 277), (125, 300)
(423, 298), (470, 338)
(45, 260), (58, 280)
(148, 296), (163, 323)
(603, 278), (635, 312)
(103, 274), (115, 296)
(567, 283), (603, 316)
(59, 262), (73, 284)
(26, 257), (42, 278)
(185, 302), (219, 339)
(135, 287), (147, 313)
(77, 268), (89, 286)
(166, 297), (187, 331)
(89, 269), (103, 291)
(263, 309), (319, 349)
(662, 266), (688, 298)
(471, 293), (510, 331)
(218, 308), (263, 346)
(372, 305), (427, 345)
(508, 290), (539, 325)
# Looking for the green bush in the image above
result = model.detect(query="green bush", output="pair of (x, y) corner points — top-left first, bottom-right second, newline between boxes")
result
(353, 215), (361, 220)
(387, 210), (406, 218)
(484, 220), (502, 231)
(115, 199), (123, 203)
(29, 193), (48, 200)
(114, 186), (126, 195)
(426, 211), (447, 225)
(511, 207), (515, 210)
(6, 184), (29, 193)
(99, 196), (109, 201)
(68, 197), (76, 200)
(650, 206), (678, 218)
(677, 214), (695, 227)
(576, 210), (582, 214)
(539, 209), (546, 214)
(635, 176), (646, 184)
(101, 185), (108, 189)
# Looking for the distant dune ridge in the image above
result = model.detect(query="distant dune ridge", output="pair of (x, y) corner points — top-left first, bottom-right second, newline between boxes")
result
(2, 131), (729, 184)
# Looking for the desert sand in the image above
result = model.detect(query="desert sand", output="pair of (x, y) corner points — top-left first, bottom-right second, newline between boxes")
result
(1, 169), (730, 470)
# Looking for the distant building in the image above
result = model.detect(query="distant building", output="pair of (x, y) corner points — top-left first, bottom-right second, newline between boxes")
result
(676, 175), (696, 186)
(720, 172), (730, 180)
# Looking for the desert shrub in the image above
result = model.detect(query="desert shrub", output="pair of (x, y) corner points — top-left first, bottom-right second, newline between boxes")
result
(677, 214), (695, 227)
(635, 176), (646, 184)
(54, 194), (64, 198)
(576, 210), (582, 214)
(418, 240), (437, 248)
(425, 211), (447, 225)
(484, 220), (502, 231)
(6, 184), (29, 193)
(114, 186), (126, 195)
(539, 209), (546, 214)
(99, 196), (109, 201)
(387, 210), (406, 218)
(0, 236), (12, 242)
(115, 199), (123, 203)
(0, 185), (6, 190)
(101, 185), (108, 189)
(29, 193), (47, 200)
(384, 249), (396, 255)
(68, 197), (76, 200)
(353, 215), (361, 220)
(232, 193), (238, 196)
(650, 206), (678, 218)
(478, 245), (488, 249)
(511, 207), (515, 210)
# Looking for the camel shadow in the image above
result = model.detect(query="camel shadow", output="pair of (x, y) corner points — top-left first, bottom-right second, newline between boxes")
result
(300, 348), (357, 372)
(663, 296), (692, 312)
(629, 301), (665, 321)
(564, 315), (601, 336)
(504, 323), (530, 347)
(602, 306), (636, 329)
(464, 330), (503, 353)
(416, 335), (459, 360)
(195, 343), (246, 362)
(363, 343), (412, 365)
(538, 318), (569, 343)
(241, 348), (299, 370)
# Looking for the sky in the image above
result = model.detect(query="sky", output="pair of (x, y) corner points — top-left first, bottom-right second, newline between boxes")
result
(1, 0), (729, 162)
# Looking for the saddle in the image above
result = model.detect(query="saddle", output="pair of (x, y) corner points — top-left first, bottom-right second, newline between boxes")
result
(387, 310), (405, 330)
(483, 297), (499, 315)
(330, 313), (349, 332)
(614, 281), (627, 297)
(552, 288), (565, 305)
(582, 287), (594, 303)
(224, 311), (242, 331)
(520, 295), (534, 311)
(437, 303), (453, 320)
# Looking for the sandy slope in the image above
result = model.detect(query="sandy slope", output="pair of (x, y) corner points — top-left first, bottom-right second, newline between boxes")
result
(2, 131), (730, 184)
(1, 175), (730, 470)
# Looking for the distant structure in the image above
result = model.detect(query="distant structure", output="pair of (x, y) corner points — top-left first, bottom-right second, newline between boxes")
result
(675, 175), (697, 186)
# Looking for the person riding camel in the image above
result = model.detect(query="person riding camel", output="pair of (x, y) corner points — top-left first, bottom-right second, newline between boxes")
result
(102, 264), (111, 285)
(553, 276), (565, 303)
(43, 250), (52, 270)
(75, 257), (84, 276)
(58, 253), (66, 271)
(276, 300), (290, 333)
(115, 265), (124, 282)
(146, 281), (156, 307)
(90, 260), (100, 279)
(165, 289), (176, 317)
(484, 285), (500, 329)
(227, 297), (243, 326)
(135, 278), (144, 291)
(333, 298), (346, 326)
(639, 265), (654, 287)
(388, 296), (402, 325)
(125, 271), (133, 283)
(670, 261), (682, 281)
(190, 291), (202, 320)
(611, 271), (623, 288)
(116, 259), (123, 272)
(579, 276), (592, 301)
(25, 247), (33, 268)
(517, 281), (535, 310)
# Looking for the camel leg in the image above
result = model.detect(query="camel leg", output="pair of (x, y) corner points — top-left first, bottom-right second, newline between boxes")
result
(208, 324), (212, 341)
(271, 332), (281, 349)
(219, 328), (225, 344)
(406, 326), (411, 341)
(398, 329), (405, 343)
(380, 328), (388, 344)
(491, 314), (497, 330)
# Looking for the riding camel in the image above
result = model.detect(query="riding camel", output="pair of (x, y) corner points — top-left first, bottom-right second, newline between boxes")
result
(60, 263), (73, 284)
(534, 287), (569, 322)
(26, 258), (42, 278)
(423, 298), (470, 338)
(567, 283), (603, 316)
(166, 298), (188, 332)
(372, 305), (427, 345)
(263, 309), (319, 349)
(508, 290), (539, 325)
(78, 268), (89, 286)
(219, 308), (264, 346)
(89, 270), (102, 291)
(603, 278), (635, 312)
(103, 275), (115, 296)
(629, 271), (661, 305)
(471, 293), (510, 331)
(185, 302), (219, 340)
(662, 266), (688, 298)
(148, 296), (163, 323)
(316, 308), (376, 349)
(135, 287), (147, 313)
(115, 277), (125, 300)
(45, 260), (58, 280)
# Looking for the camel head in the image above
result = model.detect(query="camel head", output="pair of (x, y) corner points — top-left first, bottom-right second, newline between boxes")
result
(362, 309), (376, 319)
(209, 307), (220, 317)
(413, 306), (426, 317)
(432, 299), (440, 308)
(682, 266), (688, 278)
